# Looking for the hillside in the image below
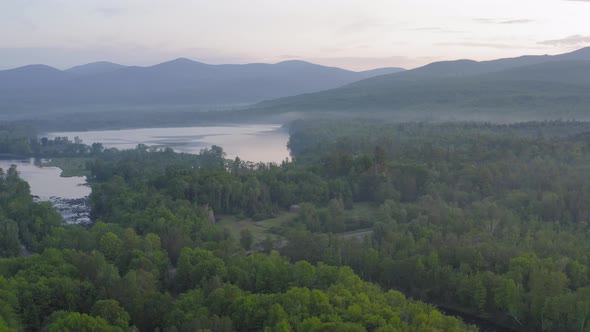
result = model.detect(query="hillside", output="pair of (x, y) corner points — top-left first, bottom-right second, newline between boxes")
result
(0, 59), (404, 117)
(65, 61), (128, 76)
(255, 47), (590, 120)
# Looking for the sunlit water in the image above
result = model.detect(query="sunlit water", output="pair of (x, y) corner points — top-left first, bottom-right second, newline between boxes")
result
(46, 124), (291, 163)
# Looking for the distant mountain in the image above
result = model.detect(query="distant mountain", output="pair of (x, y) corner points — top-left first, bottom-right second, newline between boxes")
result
(0, 59), (406, 114)
(557, 46), (590, 60)
(354, 67), (406, 78)
(65, 61), (127, 76)
(255, 47), (590, 120)
(328, 47), (589, 92)
(0, 65), (70, 90)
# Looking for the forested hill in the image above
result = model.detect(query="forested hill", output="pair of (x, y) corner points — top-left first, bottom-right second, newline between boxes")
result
(254, 47), (590, 121)
(0, 59), (404, 116)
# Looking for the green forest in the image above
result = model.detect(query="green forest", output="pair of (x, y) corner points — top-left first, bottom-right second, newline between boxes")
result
(3, 120), (590, 331)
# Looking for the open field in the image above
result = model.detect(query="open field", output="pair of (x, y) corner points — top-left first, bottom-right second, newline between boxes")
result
(217, 212), (298, 243)
(338, 229), (373, 241)
(218, 202), (379, 244)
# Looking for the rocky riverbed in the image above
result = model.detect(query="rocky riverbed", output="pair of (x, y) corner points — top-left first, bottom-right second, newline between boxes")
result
(34, 196), (92, 225)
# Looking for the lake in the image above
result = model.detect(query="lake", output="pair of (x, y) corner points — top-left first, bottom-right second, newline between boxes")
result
(46, 124), (291, 163)
(0, 158), (90, 200)
(2, 124), (290, 223)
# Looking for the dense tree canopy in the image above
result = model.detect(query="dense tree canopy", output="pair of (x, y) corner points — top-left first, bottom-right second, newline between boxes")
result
(5, 119), (590, 331)
(0, 127), (476, 331)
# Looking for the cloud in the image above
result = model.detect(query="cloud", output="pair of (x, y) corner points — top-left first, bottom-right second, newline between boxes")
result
(473, 18), (497, 24)
(95, 7), (126, 17)
(436, 41), (542, 50)
(408, 27), (466, 33)
(474, 18), (534, 24)
(335, 18), (400, 36)
(411, 27), (442, 31)
(538, 35), (590, 46)
(500, 19), (535, 24)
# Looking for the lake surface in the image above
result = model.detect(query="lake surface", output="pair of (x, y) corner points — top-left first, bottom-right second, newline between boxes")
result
(0, 158), (90, 200)
(1, 124), (289, 223)
(46, 124), (291, 163)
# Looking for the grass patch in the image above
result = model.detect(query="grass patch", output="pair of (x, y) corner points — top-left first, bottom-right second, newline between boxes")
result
(217, 212), (297, 243)
(41, 157), (93, 177)
(344, 202), (379, 218)
(217, 202), (378, 244)
(342, 202), (380, 231)
(337, 229), (374, 241)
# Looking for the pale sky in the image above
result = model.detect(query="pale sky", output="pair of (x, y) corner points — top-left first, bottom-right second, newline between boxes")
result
(1, 0), (589, 71)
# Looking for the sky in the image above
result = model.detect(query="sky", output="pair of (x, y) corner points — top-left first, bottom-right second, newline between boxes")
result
(1, 0), (590, 71)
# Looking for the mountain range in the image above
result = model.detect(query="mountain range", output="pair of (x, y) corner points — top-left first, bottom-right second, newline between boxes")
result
(255, 47), (590, 120)
(3, 47), (590, 124)
(0, 59), (404, 113)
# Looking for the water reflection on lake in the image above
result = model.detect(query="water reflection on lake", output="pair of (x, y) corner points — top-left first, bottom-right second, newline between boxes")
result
(46, 124), (291, 163)
(2, 124), (290, 223)
(0, 158), (90, 200)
